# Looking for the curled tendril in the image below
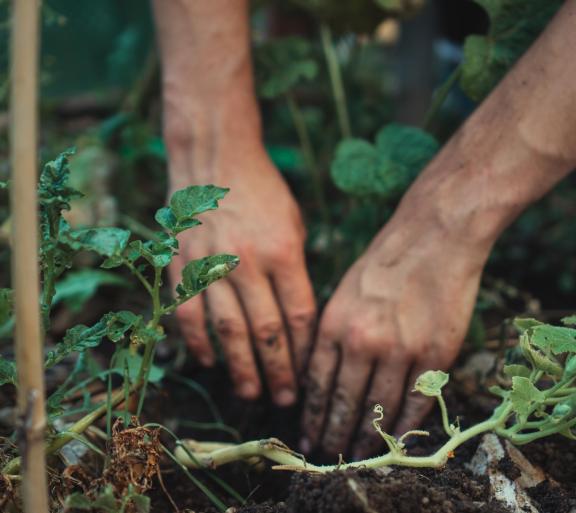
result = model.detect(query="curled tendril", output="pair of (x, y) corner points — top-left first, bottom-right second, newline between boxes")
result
(371, 404), (403, 455)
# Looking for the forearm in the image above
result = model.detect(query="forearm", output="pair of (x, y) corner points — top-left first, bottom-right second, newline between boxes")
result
(398, 0), (576, 254)
(152, 0), (262, 183)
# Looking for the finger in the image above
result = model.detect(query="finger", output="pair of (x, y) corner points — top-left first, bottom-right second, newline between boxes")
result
(393, 364), (437, 437)
(320, 352), (372, 457)
(272, 253), (316, 374)
(234, 273), (297, 407)
(205, 279), (261, 400)
(169, 253), (214, 366)
(300, 335), (340, 452)
(351, 357), (409, 460)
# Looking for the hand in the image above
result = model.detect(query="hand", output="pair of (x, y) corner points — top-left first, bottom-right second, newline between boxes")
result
(168, 142), (316, 407)
(300, 202), (489, 459)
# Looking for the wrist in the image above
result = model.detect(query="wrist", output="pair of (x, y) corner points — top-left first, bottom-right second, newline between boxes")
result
(162, 88), (266, 186)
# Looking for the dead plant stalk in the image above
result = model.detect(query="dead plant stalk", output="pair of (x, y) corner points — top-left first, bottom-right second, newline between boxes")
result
(9, 0), (50, 512)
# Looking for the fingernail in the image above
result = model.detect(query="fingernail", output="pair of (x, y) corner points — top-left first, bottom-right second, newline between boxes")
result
(275, 388), (296, 407)
(299, 437), (311, 453)
(238, 382), (259, 400)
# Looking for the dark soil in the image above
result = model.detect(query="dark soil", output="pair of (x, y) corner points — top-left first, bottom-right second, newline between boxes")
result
(143, 356), (576, 513)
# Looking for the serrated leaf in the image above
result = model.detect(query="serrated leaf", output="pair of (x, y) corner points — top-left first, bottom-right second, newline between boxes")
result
(0, 357), (16, 386)
(154, 206), (177, 232)
(460, 0), (563, 101)
(331, 123), (438, 198)
(519, 333), (563, 376)
(106, 311), (142, 342)
(65, 227), (131, 258)
(179, 254), (240, 298)
(0, 288), (13, 325)
(53, 270), (129, 313)
(513, 317), (543, 333)
(158, 185), (229, 235)
(45, 311), (141, 368)
(509, 376), (544, 422)
(531, 325), (576, 355)
(503, 364), (531, 379)
(255, 36), (318, 99)
(413, 370), (449, 397)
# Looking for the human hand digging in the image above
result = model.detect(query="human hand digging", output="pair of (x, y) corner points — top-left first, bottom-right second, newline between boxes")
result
(302, 0), (576, 457)
(153, 0), (315, 406)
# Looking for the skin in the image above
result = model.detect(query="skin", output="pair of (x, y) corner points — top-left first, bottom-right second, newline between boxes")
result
(153, 0), (576, 457)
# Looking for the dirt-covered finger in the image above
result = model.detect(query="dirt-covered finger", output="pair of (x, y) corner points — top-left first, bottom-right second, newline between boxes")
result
(205, 280), (261, 400)
(351, 359), (408, 460)
(300, 336), (340, 452)
(169, 252), (214, 366)
(175, 296), (214, 366)
(320, 353), (372, 457)
(272, 254), (316, 375)
(234, 274), (297, 407)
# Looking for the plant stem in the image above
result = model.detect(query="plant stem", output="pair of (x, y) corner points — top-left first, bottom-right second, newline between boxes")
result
(423, 65), (462, 132)
(320, 23), (352, 139)
(125, 260), (154, 296)
(9, 0), (50, 511)
(136, 266), (163, 416)
(2, 385), (137, 475)
(437, 395), (455, 436)
(176, 407), (511, 472)
(285, 92), (330, 226)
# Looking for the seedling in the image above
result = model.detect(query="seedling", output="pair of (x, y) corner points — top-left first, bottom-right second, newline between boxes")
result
(0, 150), (239, 504)
(176, 316), (576, 472)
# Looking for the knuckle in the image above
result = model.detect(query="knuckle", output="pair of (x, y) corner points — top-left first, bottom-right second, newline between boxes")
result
(215, 317), (247, 340)
(267, 240), (299, 266)
(286, 309), (316, 332)
(253, 320), (283, 345)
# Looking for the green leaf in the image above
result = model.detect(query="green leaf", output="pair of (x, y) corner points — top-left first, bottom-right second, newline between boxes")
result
(331, 123), (439, 198)
(561, 315), (576, 327)
(53, 270), (129, 313)
(64, 227), (131, 258)
(531, 325), (576, 355)
(460, 0), (563, 101)
(0, 288), (13, 325)
(513, 317), (543, 333)
(154, 206), (176, 232)
(130, 493), (151, 513)
(565, 355), (576, 378)
(519, 333), (563, 376)
(255, 36), (318, 99)
(503, 364), (531, 379)
(106, 311), (142, 342)
(413, 370), (449, 397)
(178, 254), (240, 298)
(157, 185), (229, 235)
(0, 357), (16, 386)
(114, 347), (164, 384)
(509, 376), (544, 422)
(65, 485), (118, 512)
(45, 311), (141, 368)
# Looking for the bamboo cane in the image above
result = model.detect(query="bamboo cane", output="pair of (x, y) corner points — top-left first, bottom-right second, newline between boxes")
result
(9, 1), (50, 512)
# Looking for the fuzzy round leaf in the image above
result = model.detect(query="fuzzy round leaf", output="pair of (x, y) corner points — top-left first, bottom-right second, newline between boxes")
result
(413, 370), (449, 397)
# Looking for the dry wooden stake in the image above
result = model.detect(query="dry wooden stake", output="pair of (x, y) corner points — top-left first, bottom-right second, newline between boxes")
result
(9, 0), (50, 512)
